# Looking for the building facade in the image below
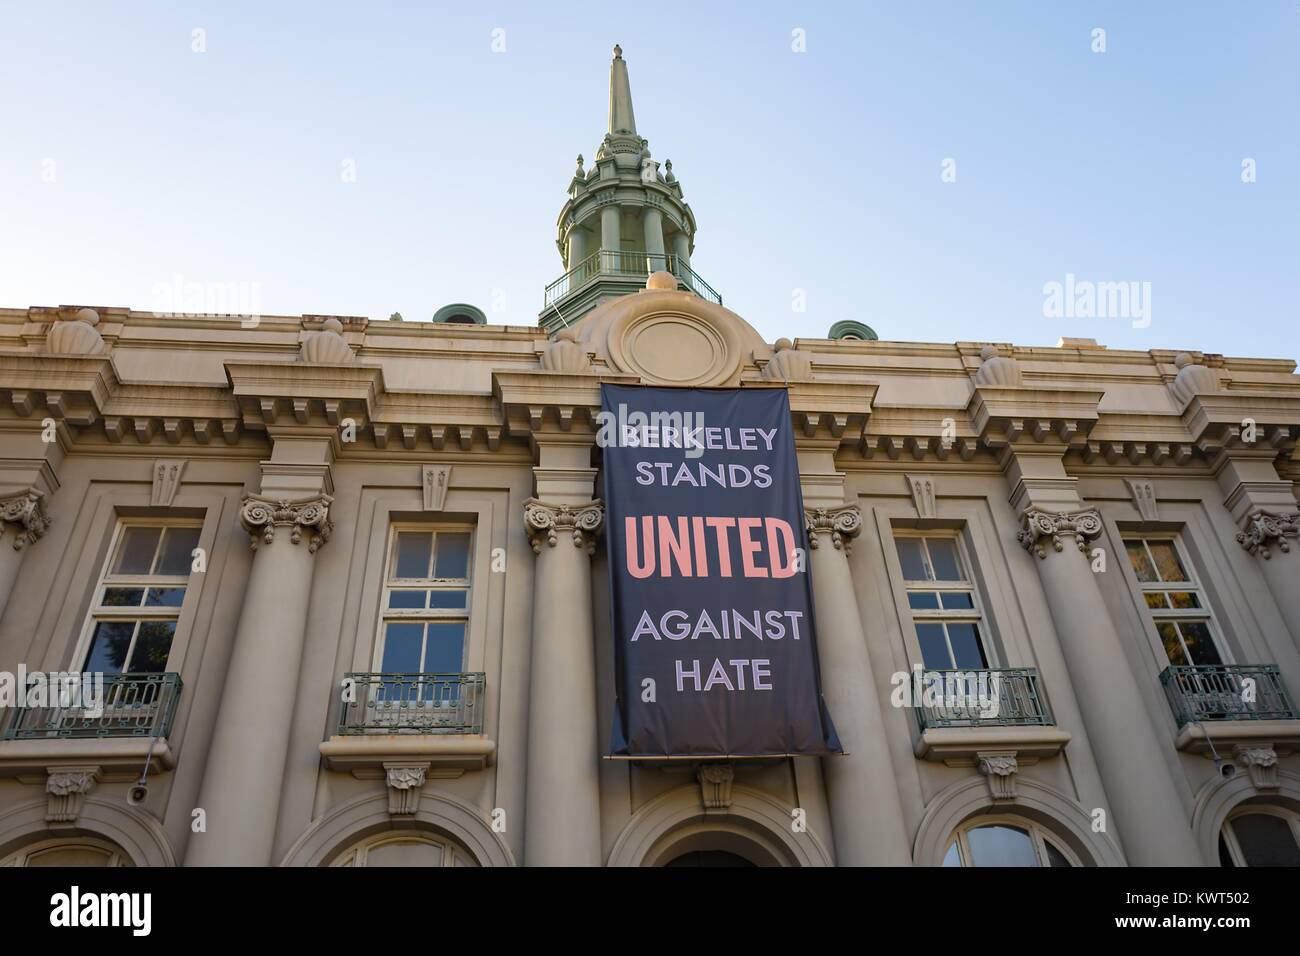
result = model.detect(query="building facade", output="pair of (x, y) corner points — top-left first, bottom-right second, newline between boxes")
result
(1, 48), (1299, 868)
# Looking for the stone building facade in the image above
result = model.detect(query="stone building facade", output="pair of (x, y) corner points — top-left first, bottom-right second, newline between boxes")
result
(1, 48), (1298, 868)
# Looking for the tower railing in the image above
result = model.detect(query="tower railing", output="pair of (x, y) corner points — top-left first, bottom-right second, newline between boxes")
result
(544, 249), (721, 310)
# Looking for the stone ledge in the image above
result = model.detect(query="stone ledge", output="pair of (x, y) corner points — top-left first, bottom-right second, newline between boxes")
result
(319, 734), (495, 773)
(1173, 719), (1300, 754)
(914, 725), (1071, 765)
(0, 737), (175, 778)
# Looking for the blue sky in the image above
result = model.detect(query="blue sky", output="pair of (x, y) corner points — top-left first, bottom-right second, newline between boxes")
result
(1, 2), (1296, 359)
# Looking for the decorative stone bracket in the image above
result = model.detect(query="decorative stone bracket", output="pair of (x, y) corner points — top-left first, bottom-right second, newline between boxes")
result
(1017, 507), (1102, 559)
(697, 763), (735, 811)
(384, 762), (429, 816)
(1234, 746), (1279, 791)
(1236, 510), (1298, 559)
(523, 499), (604, 555)
(239, 493), (333, 553)
(45, 766), (99, 824)
(805, 504), (862, 555)
(977, 752), (1018, 802)
(0, 489), (50, 550)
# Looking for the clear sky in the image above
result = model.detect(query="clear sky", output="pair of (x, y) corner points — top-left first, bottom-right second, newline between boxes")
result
(1, 2), (1296, 359)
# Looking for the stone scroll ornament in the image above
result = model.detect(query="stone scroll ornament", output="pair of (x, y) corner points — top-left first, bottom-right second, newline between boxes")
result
(0, 489), (50, 550)
(1017, 507), (1103, 559)
(523, 499), (604, 556)
(239, 494), (334, 553)
(1236, 510), (1299, 560)
(805, 504), (863, 554)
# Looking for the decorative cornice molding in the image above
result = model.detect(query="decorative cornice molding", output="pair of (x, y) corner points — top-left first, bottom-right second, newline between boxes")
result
(1017, 507), (1103, 559)
(239, 493), (333, 553)
(523, 498), (604, 555)
(0, 488), (50, 550)
(805, 504), (862, 554)
(1236, 510), (1298, 559)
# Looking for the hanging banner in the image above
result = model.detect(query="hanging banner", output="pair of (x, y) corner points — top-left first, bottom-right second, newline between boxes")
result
(600, 384), (842, 757)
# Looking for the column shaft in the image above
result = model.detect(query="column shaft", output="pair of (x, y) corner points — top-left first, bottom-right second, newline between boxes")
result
(642, 207), (665, 271)
(600, 206), (621, 272)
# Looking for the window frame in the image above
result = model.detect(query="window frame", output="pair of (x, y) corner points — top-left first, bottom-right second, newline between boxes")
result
(372, 523), (475, 674)
(943, 815), (1080, 868)
(1122, 534), (1230, 667)
(1219, 806), (1300, 867)
(71, 519), (202, 674)
(893, 531), (994, 670)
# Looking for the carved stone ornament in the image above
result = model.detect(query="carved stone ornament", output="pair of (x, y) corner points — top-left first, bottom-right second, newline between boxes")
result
(47, 307), (106, 355)
(906, 474), (937, 520)
(761, 338), (813, 382)
(384, 762), (429, 816)
(45, 766), (99, 824)
(1168, 352), (1219, 406)
(1124, 478), (1159, 524)
(151, 459), (187, 507)
(1236, 510), (1298, 560)
(977, 752), (1018, 802)
(239, 493), (333, 553)
(805, 504), (862, 554)
(973, 345), (1023, 387)
(0, 488), (50, 550)
(422, 464), (452, 512)
(697, 763), (735, 811)
(539, 326), (592, 373)
(1234, 746), (1279, 791)
(1017, 507), (1103, 559)
(299, 316), (354, 364)
(523, 499), (604, 555)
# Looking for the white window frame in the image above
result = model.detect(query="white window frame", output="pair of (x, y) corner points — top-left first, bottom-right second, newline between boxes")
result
(329, 831), (477, 868)
(71, 519), (201, 673)
(1122, 534), (1229, 667)
(894, 531), (993, 670)
(372, 524), (474, 674)
(1219, 806), (1300, 867)
(943, 815), (1081, 868)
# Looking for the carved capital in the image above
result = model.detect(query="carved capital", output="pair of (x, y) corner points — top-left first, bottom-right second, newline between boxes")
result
(1236, 510), (1298, 560)
(384, 762), (429, 816)
(697, 763), (735, 811)
(1017, 507), (1102, 559)
(523, 498), (604, 555)
(45, 766), (99, 824)
(239, 493), (333, 553)
(0, 489), (50, 550)
(805, 504), (862, 554)
(977, 751), (1019, 802)
(1234, 746), (1279, 791)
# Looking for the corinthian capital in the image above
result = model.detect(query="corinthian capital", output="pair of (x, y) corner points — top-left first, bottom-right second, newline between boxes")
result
(523, 498), (604, 555)
(1236, 510), (1298, 560)
(240, 493), (333, 553)
(0, 488), (50, 550)
(805, 504), (862, 554)
(1017, 507), (1102, 559)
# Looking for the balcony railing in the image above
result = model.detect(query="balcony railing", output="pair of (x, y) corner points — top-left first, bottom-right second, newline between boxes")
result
(915, 668), (1053, 730)
(543, 249), (722, 310)
(1160, 664), (1298, 727)
(1, 672), (182, 740)
(338, 672), (485, 735)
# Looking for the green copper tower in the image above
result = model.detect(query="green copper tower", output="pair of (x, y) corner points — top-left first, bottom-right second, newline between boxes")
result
(541, 45), (720, 331)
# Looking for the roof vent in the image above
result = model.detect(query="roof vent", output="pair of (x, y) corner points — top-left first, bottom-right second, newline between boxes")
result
(828, 320), (878, 341)
(432, 304), (487, 325)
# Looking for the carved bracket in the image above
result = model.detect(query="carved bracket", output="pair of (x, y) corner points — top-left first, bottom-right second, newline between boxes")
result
(151, 459), (187, 507)
(384, 762), (430, 816)
(0, 489), (50, 550)
(523, 498), (604, 555)
(1236, 510), (1298, 560)
(905, 474), (937, 520)
(697, 763), (735, 811)
(1017, 507), (1102, 559)
(45, 766), (100, 824)
(977, 751), (1019, 802)
(422, 464), (452, 512)
(1234, 746), (1279, 791)
(805, 504), (862, 554)
(239, 493), (333, 553)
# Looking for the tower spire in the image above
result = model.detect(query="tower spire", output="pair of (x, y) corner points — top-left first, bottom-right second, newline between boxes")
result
(608, 44), (637, 136)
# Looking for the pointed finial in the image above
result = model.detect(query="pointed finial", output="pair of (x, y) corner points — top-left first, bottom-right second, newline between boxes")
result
(613, 44), (622, 59)
(608, 44), (636, 135)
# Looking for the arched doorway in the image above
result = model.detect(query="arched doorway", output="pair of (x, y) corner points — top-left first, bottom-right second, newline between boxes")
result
(642, 821), (794, 867)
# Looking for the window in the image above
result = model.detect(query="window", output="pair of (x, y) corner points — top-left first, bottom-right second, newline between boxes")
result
(942, 818), (1078, 868)
(1123, 536), (1225, 667)
(78, 523), (200, 674)
(330, 831), (478, 868)
(894, 535), (988, 670)
(377, 528), (472, 674)
(1, 837), (132, 867)
(1218, 808), (1300, 867)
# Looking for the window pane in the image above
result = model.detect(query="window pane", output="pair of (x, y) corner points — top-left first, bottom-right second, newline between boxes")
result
(435, 533), (471, 579)
(947, 622), (987, 669)
(895, 539), (929, 581)
(1147, 541), (1188, 582)
(942, 842), (962, 867)
(1178, 621), (1222, 666)
(927, 539), (962, 581)
(145, 587), (186, 608)
(157, 527), (200, 575)
(423, 622), (466, 673)
(84, 621), (136, 674)
(1167, 591), (1200, 610)
(915, 623), (951, 670)
(1045, 842), (1072, 868)
(113, 527), (161, 575)
(380, 623), (424, 672)
(130, 621), (176, 672)
(1143, 592), (1169, 609)
(102, 587), (145, 607)
(1218, 834), (1236, 868)
(1125, 540), (1157, 583)
(427, 589), (468, 610)
(940, 591), (974, 610)
(388, 591), (426, 610)
(965, 825), (1039, 867)
(1230, 815), (1300, 867)
(394, 533), (433, 579)
(1155, 621), (1188, 666)
(907, 592), (939, 610)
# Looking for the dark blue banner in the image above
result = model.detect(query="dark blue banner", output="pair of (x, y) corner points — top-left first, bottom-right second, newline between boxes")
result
(601, 384), (842, 757)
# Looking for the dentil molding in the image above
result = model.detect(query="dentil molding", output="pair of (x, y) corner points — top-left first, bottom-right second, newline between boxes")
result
(1017, 507), (1103, 559)
(239, 493), (333, 553)
(523, 498), (604, 555)
(0, 488), (50, 550)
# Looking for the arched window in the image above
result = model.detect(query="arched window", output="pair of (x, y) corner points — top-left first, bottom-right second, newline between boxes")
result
(329, 831), (479, 868)
(1218, 807), (1300, 867)
(942, 816), (1078, 867)
(1, 837), (132, 867)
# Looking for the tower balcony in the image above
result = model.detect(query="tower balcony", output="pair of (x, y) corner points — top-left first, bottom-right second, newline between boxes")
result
(541, 249), (721, 331)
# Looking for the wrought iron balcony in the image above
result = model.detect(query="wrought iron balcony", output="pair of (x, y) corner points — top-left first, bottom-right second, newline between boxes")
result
(914, 668), (1053, 730)
(543, 248), (722, 310)
(1160, 664), (1298, 726)
(1, 672), (182, 740)
(338, 672), (485, 736)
